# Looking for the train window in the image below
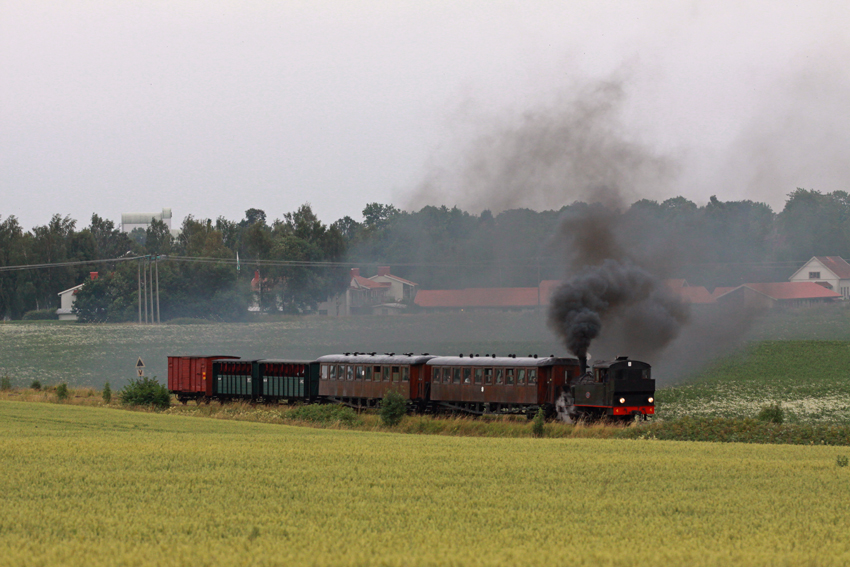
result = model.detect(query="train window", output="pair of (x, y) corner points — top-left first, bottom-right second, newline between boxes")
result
(444, 368), (451, 384)
(401, 367), (409, 382)
(383, 366), (391, 382)
(321, 365), (329, 380)
(392, 366), (400, 382)
(484, 368), (493, 385)
(329, 365), (336, 380)
(364, 366), (372, 381)
(432, 368), (439, 382)
(495, 368), (503, 385)
(452, 368), (461, 384)
(347, 366), (354, 381)
(517, 369), (526, 385)
(463, 368), (471, 384)
(528, 369), (537, 385)
(506, 369), (515, 385)
(373, 366), (381, 381)
(474, 368), (482, 384)
(642, 369), (650, 380)
(356, 366), (364, 380)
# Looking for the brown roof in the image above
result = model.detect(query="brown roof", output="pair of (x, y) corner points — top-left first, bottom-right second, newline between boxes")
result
(351, 276), (390, 290)
(678, 286), (715, 304)
(415, 287), (541, 308)
(372, 273), (418, 286)
(718, 282), (841, 301)
(815, 257), (850, 279)
(664, 279), (688, 291)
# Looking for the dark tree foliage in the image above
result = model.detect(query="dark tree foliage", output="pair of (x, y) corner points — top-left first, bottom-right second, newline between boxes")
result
(5, 189), (850, 321)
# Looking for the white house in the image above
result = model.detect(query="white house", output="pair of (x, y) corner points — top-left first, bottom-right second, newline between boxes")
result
(369, 266), (418, 303)
(56, 284), (85, 321)
(789, 256), (850, 299)
(317, 267), (417, 316)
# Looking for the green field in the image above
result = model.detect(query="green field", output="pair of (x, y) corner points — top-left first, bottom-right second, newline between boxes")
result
(0, 312), (561, 389)
(658, 341), (850, 424)
(2, 401), (849, 566)
(1, 305), (849, 390)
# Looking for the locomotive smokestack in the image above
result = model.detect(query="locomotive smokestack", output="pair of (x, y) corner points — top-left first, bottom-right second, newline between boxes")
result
(579, 355), (587, 375)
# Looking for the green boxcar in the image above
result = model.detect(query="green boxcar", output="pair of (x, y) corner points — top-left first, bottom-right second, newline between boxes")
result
(212, 359), (260, 399)
(259, 360), (319, 401)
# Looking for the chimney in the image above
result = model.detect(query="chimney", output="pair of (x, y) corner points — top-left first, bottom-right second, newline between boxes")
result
(579, 356), (588, 375)
(350, 268), (360, 278)
(90, 272), (98, 280)
(377, 266), (390, 276)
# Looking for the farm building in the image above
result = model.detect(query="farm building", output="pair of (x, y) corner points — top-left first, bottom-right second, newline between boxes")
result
(56, 284), (85, 321)
(789, 256), (850, 299)
(714, 282), (841, 310)
(318, 267), (417, 316)
(56, 272), (100, 321)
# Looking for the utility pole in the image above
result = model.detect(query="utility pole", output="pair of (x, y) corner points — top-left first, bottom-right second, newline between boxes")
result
(155, 255), (160, 324)
(138, 260), (141, 324)
(143, 258), (148, 324)
(148, 256), (154, 324)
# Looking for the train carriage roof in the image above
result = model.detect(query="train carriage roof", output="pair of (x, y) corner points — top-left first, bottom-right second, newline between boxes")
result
(592, 358), (650, 370)
(259, 359), (317, 365)
(427, 356), (579, 367)
(316, 354), (436, 365)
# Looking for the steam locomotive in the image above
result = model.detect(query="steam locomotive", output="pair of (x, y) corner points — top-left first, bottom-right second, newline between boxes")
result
(167, 352), (654, 422)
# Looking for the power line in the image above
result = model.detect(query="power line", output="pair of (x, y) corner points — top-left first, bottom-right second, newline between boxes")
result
(0, 256), (143, 273)
(0, 254), (814, 273)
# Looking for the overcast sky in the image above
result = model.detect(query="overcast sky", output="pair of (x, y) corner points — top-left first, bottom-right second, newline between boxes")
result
(2, 1), (850, 230)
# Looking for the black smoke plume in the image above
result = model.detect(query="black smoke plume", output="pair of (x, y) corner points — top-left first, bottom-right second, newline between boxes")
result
(547, 259), (689, 360)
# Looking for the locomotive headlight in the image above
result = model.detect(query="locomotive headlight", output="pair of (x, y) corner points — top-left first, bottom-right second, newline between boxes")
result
(619, 397), (625, 404)
(648, 397), (654, 404)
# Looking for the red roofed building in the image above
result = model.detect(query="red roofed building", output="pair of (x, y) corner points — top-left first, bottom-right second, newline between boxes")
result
(789, 256), (850, 299)
(415, 287), (542, 310)
(318, 267), (417, 316)
(715, 281), (841, 310)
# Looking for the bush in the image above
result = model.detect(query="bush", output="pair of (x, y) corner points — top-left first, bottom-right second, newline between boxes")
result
(1, 375), (11, 391)
(379, 391), (407, 427)
(56, 383), (69, 401)
(838, 455), (849, 468)
(102, 382), (112, 404)
(120, 377), (171, 410)
(30, 380), (41, 391)
(757, 404), (784, 425)
(287, 404), (361, 425)
(532, 408), (545, 438)
(22, 309), (58, 320)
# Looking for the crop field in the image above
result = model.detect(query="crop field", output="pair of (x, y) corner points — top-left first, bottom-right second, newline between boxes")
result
(0, 312), (560, 389)
(658, 341), (850, 424)
(1, 304), (849, 390)
(1, 401), (849, 567)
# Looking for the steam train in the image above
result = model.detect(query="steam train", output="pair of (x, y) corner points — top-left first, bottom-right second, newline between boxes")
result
(167, 352), (655, 422)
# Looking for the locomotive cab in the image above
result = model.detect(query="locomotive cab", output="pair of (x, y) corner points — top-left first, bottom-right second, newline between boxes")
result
(565, 357), (655, 422)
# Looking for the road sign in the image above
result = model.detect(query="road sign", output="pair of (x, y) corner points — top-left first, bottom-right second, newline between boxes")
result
(136, 357), (145, 368)
(137, 368), (144, 377)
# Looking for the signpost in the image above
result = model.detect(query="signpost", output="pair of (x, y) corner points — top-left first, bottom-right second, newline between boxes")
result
(136, 357), (145, 378)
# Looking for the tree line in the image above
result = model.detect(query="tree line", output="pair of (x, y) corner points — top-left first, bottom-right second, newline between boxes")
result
(1, 188), (848, 321)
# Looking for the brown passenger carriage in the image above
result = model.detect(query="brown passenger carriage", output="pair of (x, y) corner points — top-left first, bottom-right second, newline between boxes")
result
(426, 355), (581, 415)
(316, 353), (436, 408)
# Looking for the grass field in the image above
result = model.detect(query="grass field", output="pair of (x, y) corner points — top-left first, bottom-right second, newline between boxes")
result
(658, 341), (850, 424)
(2, 305), (849, 390)
(0, 312), (561, 389)
(2, 400), (850, 567)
